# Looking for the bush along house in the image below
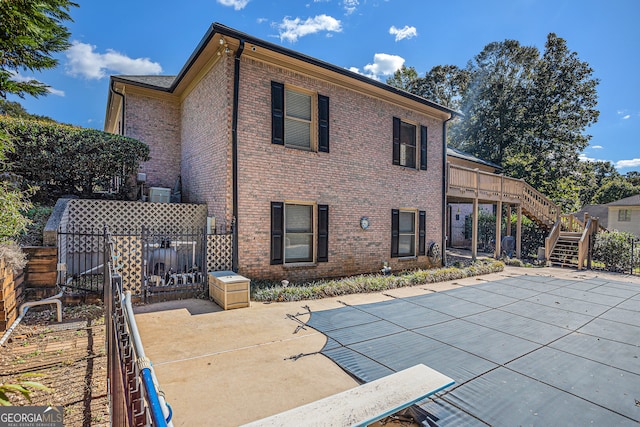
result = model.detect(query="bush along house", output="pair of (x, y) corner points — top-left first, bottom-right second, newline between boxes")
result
(104, 23), (458, 281)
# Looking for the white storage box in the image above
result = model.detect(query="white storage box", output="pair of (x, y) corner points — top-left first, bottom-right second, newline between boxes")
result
(208, 271), (250, 310)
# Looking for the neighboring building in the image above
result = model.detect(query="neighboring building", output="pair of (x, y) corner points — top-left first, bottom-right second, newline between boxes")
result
(606, 194), (640, 236)
(104, 23), (458, 280)
(575, 194), (640, 237)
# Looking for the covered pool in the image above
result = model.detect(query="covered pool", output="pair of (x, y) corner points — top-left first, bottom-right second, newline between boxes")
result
(307, 275), (640, 425)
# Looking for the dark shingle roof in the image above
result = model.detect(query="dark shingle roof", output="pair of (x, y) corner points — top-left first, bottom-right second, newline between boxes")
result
(573, 204), (609, 228)
(605, 194), (640, 206)
(447, 147), (502, 171)
(113, 75), (176, 89)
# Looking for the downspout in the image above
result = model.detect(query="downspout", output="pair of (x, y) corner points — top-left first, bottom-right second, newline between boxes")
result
(231, 39), (245, 272)
(442, 114), (454, 266)
(110, 80), (125, 135)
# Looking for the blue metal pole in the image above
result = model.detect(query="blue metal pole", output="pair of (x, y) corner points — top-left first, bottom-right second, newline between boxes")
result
(139, 367), (168, 427)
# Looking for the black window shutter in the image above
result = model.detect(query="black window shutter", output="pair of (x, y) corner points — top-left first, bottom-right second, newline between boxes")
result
(391, 209), (399, 258)
(392, 117), (400, 165)
(317, 204), (329, 262)
(318, 95), (330, 153)
(420, 125), (428, 170)
(271, 81), (284, 145)
(418, 210), (426, 255)
(270, 202), (284, 265)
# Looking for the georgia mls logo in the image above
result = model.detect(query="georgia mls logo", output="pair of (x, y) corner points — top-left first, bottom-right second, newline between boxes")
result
(0, 406), (63, 427)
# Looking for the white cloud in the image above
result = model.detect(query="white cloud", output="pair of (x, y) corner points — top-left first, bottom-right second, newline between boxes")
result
(65, 41), (162, 79)
(277, 14), (342, 43)
(616, 158), (640, 169)
(47, 87), (65, 97)
(216, 0), (249, 10)
(10, 71), (64, 96)
(591, 145), (603, 149)
(389, 25), (417, 42)
(359, 53), (405, 80)
(256, 17), (268, 24)
(343, 0), (359, 14)
(623, 114), (631, 120)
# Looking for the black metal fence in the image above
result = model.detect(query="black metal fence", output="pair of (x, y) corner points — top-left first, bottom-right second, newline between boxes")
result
(58, 225), (233, 302)
(104, 229), (170, 426)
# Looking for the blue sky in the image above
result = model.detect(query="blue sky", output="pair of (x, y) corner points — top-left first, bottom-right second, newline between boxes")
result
(8, 0), (640, 172)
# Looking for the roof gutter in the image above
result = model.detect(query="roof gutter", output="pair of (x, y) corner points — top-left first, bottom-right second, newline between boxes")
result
(110, 79), (125, 135)
(231, 39), (245, 272)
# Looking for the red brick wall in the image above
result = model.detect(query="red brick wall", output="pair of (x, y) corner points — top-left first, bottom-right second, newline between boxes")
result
(125, 93), (181, 190)
(180, 57), (234, 231)
(125, 54), (446, 281)
(234, 57), (444, 280)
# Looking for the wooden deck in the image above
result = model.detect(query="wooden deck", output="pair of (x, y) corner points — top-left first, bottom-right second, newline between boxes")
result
(447, 163), (559, 228)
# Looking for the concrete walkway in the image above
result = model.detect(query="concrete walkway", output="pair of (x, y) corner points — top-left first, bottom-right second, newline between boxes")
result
(133, 267), (640, 426)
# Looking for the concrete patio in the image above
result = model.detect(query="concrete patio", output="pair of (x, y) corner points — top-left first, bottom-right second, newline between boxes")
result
(133, 266), (640, 426)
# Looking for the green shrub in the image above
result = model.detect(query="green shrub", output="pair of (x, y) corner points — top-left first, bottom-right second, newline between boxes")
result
(0, 116), (149, 202)
(592, 231), (636, 272)
(252, 260), (505, 302)
(0, 180), (32, 242)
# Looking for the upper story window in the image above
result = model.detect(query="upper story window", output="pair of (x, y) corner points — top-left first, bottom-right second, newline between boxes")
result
(285, 90), (312, 149)
(271, 81), (329, 153)
(393, 117), (428, 170)
(618, 209), (631, 222)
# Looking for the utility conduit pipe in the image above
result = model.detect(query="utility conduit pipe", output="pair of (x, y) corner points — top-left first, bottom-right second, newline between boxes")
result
(0, 281), (68, 346)
(123, 291), (173, 426)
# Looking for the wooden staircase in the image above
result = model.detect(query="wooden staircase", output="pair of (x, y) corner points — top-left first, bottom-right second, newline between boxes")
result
(548, 232), (581, 267)
(446, 163), (601, 269)
(544, 214), (601, 270)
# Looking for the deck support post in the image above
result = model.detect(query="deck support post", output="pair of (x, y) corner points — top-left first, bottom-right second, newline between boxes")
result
(471, 198), (478, 260)
(516, 205), (522, 259)
(495, 201), (502, 258)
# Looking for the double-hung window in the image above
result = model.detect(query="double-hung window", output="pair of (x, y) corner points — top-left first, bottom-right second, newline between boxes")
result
(393, 117), (428, 170)
(271, 202), (329, 265)
(618, 209), (631, 222)
(391, 209), (426, 258)
(271, 81), (330, 152)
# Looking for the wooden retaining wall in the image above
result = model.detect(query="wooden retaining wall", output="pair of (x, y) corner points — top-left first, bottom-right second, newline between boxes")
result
(22, 247), (58, 300)
(0, 259), (24, 332)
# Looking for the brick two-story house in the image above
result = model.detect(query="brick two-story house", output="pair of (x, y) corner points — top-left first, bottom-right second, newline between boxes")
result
(104, 23), (458, 280)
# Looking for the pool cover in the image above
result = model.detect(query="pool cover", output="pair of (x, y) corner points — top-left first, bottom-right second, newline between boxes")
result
(305, 275), (640, 425)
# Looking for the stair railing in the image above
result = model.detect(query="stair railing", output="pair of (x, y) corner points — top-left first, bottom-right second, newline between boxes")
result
(577, 215), (600, 270)
(545, 219), (562, 262)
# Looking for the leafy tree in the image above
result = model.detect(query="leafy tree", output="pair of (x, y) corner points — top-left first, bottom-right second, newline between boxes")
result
(386, 65), (418, 92)
(575, 160), (619, 207)
(450, 39), (539, 166)
(449, 34), (599, 211)
(0, 99), (55, 121)
(591, 178), (640, 205)
(0, 0), (77, 99)
(410, 65), (470, 110)
(1, 116), (149, 201)
(625, 171), (640, 187)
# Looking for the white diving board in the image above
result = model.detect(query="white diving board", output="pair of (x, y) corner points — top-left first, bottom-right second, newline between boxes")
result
(242, 364), (454, 427)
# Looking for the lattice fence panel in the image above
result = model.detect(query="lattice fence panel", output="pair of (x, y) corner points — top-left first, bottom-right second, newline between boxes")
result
(65, 199), (207, 233)
(112, 235), (143, 294)
(207, 234), (233, 272)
